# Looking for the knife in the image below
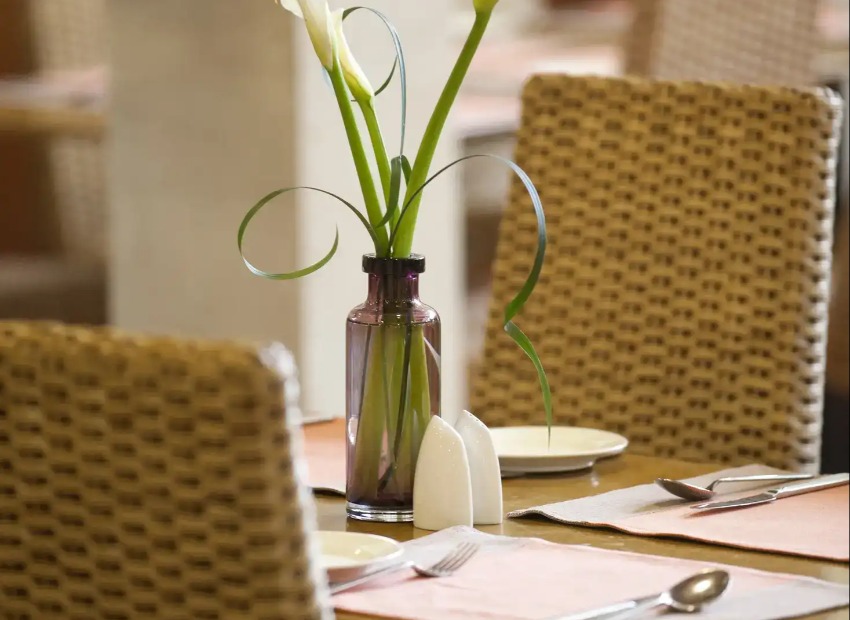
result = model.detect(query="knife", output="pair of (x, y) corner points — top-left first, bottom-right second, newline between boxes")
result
(544, 595), (658, 620)
(691, 473), (850, 511)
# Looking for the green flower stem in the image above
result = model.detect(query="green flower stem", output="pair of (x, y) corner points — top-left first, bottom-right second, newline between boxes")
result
(329, 63), (389, 255)
(378, 321), (411, 495)
(381, 323), (406, 456)
(392, 10), (492, 257)
(377, 323), (431, 496)
(352, 326), (387, 500)
(405, 327), (431, 470)
(359, 100), (394, 209)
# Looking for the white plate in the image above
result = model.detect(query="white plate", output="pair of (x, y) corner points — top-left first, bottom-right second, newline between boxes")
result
(491, 426), (629, 474)
(316, 531), (404, 583)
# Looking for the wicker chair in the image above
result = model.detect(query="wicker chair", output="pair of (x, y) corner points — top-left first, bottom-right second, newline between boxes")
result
(0, 322), (331, 619)
(471, 75), (844, 471)
(625, 0), (819, 86)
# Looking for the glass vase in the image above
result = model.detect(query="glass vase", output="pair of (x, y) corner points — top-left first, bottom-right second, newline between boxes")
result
(345, 254), (440, 522)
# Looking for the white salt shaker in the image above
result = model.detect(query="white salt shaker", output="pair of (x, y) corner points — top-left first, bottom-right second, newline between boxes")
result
(413, 416), (473, 531)
(454, 410), (503, 525)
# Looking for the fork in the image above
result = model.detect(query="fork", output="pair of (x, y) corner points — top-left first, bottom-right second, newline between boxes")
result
(329, 542), (479, 595)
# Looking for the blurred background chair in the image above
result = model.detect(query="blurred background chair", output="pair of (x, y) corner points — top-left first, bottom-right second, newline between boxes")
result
(0, 322), (330, 619)
(471, 75), (843, 472)
(625, 0), (819, 85)
(0, 0), (107, 325)
(622, 0), (849, 471)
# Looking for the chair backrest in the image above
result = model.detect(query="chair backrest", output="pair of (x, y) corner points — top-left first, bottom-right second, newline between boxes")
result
(471, 75), (844, 471)
(625, 0), (819, 86)
(28, 0), (107, 262)
(0, 322), (331, 619)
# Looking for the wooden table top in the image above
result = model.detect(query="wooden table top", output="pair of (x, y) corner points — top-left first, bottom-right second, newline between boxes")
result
(316, 454), (849, 620)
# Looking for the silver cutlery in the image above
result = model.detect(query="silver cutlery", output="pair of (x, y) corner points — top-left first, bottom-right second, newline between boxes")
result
(656, 473), (815, 501)
(329, 542), (479, 595)
(549, 570), (730, 620)
(543, 594), (658, 620)
(692, 473), (850, 512)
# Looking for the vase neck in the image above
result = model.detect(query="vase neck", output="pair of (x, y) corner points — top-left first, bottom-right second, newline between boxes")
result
(367, 273), (420, 304)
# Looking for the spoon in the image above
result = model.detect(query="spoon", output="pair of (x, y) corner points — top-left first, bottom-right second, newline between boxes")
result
(603, 569), (731, 620)
(656, 473), (815, 501)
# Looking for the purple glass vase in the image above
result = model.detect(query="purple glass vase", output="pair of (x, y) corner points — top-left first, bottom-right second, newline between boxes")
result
(345, 254), (441, 522)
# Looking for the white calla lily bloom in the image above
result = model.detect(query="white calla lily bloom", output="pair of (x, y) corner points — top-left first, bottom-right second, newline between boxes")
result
(333, 11), (375, 102)
(275, 0), (336, 69)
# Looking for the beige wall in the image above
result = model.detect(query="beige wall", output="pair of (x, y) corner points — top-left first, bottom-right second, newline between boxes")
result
(109, 0), (464, 418)
(108, 1), (302, 357)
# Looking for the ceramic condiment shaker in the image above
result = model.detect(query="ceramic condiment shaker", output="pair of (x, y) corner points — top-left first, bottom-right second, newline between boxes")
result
(413, 416), (473, 531)
(454, 410), (503, 525)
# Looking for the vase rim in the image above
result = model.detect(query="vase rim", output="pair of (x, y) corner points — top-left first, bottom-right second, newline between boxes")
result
(362, 254), (426, 275)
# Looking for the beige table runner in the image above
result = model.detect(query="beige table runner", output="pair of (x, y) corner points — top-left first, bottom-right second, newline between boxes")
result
(509, 465), (850, 562)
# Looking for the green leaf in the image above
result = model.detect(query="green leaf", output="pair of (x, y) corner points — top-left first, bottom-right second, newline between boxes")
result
(238, 187), (379, 280)
(400, 154), (412, 182)
(377, 156), (403, 228)
(377, 154), (412, 229)
(504, 322), (552, 435)
(389, 154), (552, 435)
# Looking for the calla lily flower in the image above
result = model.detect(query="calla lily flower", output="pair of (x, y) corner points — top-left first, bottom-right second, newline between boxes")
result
(473, 0), (500, 12)
(333, 11), (375, 102)
(275, 0), (336, 69)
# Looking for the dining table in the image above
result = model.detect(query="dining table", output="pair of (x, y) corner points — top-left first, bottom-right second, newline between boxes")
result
(315, 453), (849, 620)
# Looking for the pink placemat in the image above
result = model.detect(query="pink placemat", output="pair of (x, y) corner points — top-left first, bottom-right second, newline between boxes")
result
(333, 527), (849, 620)
(509, 465), (850, 562)
(302, 418), (346, 495)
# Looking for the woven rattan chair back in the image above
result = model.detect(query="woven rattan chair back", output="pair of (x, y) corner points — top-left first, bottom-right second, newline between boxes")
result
(471, 75), (843, 471)
(625, 0), (819, 86)
(0, 322), (330, 619)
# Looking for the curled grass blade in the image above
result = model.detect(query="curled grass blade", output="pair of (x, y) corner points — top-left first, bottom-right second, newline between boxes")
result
(343, 7), (407, 156)
(238, 187), (379, 280)
(373, 57), (398, 97)
(390, 154), (552, 434)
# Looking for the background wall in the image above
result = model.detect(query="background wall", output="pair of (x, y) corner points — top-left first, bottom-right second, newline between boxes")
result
(108, 0), (464, 418)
